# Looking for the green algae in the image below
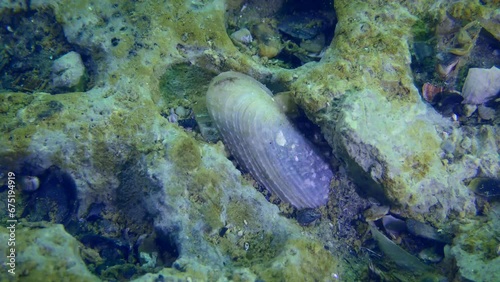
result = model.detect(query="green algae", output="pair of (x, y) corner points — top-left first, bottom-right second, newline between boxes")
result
(0, 224), (99, 281)
(190, 167), (224, 231)
(159, 63), (216, 110)
(257, 238), (339, 281)
(168, 135), (202, 171)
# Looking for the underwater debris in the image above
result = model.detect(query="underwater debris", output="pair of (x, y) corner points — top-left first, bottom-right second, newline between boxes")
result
(369, 224), (433, 273)
(406, 219), (452, 244)
(422, 82), (445, 103)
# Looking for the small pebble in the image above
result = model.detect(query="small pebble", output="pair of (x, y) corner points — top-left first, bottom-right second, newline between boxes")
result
(21, 176), (40, 192)
(460, 137), (472, 150)
(477, 104), (495, 120)
(440, 140), (455, 154)
(230, 28), (253, 44)
(175, 106), (188, 118)
(463, 104), (477, 117)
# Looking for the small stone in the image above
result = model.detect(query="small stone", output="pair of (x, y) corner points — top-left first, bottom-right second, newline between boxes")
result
(406, 219), (452, 243)
(463, 104), (477, 117)
(363, 205), (390, 221)
(460, 137), (472, 150)
(258, 44), (281, 59)
(175, 106), (188, 118)
(440, 140), (455, 154)
(418, 247), (443, 263)
(462, 66), (500, 105)
(477, 105), (495, 120)
(296, 208), (321, 226)
(21, 176), (40, 192)
(230, 28), (252, 44)
(51, 51), (86, 91)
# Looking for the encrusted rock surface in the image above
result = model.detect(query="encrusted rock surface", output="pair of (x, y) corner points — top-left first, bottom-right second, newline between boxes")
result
(0, 223), (99, 281)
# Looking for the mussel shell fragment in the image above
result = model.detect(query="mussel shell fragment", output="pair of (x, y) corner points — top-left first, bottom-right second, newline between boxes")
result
(406, 219), (452, 244)
(382, 215), (407, 235)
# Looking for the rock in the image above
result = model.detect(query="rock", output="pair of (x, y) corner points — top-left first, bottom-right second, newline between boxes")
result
(252, 23), (282, 58)
(51, 51), (86, 92)
(230, 28), (252, 44)
(2, 0), (499, 280)
(363, 205), (390, 221)
(0, 223), (99, 281)
(418, 247), (443, 263)
(477, 104), (495, 120)
(20, 175), (40, 192)
(450, 203), (500, 282)
(462, 67), (500, 105)
(406, 219), (452, 244)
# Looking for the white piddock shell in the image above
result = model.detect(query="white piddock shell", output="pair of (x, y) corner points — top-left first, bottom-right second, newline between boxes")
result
(206, 71), (332, 208)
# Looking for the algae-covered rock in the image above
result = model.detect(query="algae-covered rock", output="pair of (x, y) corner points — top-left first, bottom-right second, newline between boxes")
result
(0, 223), (99, 281)
(449, 203), (500, 282)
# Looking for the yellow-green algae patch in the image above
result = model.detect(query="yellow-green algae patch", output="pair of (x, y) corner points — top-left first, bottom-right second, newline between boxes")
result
(190, 167), (224, 231)
(292, 0), (418, 115)
(0, 92), (86, 166)
(256, 238), (340, 281)
(168, 135), (202, 171)
(0, 224), (99, 281)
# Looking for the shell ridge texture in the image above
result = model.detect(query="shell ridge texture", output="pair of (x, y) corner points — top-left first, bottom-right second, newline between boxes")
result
(206, 71), (332, 208)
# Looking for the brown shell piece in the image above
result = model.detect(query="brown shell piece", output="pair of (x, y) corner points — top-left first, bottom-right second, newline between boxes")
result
(422, 83), (444, 102)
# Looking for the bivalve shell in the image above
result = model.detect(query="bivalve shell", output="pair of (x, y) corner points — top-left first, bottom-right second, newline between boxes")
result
(206, 72), (332, 208)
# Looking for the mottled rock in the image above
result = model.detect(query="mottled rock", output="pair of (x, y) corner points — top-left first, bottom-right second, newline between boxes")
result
(51, 51), (86, 92)
(0, 224), (99, 281)
(462, 67), (500, 105)
(230, 28), (252, 44)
